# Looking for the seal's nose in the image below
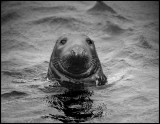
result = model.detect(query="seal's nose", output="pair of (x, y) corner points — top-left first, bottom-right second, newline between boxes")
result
(71, 46), (86, 56)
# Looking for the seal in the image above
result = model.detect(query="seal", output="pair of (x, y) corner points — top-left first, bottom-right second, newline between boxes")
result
(47, 33), (107, 88)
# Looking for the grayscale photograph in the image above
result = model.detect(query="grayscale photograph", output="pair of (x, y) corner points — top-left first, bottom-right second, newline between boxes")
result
(1, 1), (159, 123)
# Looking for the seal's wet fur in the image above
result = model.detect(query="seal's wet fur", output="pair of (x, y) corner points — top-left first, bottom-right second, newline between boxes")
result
(47, 33), (107, 88)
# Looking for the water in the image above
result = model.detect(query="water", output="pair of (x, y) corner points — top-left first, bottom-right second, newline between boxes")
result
(1, 1), (159, 123)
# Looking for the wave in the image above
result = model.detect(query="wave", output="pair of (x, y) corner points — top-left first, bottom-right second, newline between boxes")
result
(129, 53), (159, 67)
(87, 1), (116, 14)
(2, 61), (48, 79)
(144, 22), (159, 32)
(113, 15), (132, 22)
(32, 16), (76, 25)
(1, 11), (21, 25)
(113, 59), (131, 70)
(105, 59), (131, 70)
(123, 95), (150, 106)
(1, 28), (24, 38)
(143, 58), (159, 67)
(114, 49), (133, 58)
(1, 91), (28, 99)
(134, 35), (152, 49)
(30, 16), (91, 32)
(32, 6), (76, 13)
(129, 53), (144, 60)
(2, 70), (23, 78)
(2, 39), (38, 53)
(31, 16), (88, 28)
(103, 21), (126, 35)
(1, 60), (28, 70)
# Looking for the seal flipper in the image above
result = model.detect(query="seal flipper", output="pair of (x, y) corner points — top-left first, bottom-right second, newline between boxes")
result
(97, 73), (107, 86)
(95, 68), (107, 86)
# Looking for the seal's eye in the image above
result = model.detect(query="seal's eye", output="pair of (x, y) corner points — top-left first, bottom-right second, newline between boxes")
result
(60, 38), (67, 45)
(86, 38), (93, 45)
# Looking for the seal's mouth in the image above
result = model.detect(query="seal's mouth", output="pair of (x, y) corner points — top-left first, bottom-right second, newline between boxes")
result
(60, 54), (90, 74)
(52, 55), (99, 80)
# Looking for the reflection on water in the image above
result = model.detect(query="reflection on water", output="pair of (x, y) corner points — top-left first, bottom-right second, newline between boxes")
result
(43, 89), (103, 123)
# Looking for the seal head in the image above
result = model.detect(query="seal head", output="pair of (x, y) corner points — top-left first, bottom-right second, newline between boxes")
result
(47, 33), (107, 87)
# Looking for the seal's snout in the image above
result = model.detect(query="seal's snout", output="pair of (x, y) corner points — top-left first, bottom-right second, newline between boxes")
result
(70, 46), (86, 56)
(62, 54), (90, 74)
(60, 46), (90, 74)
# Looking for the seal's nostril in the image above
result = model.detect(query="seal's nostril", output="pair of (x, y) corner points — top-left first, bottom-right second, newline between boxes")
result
(71, 46), (86, 56)
(71, 50), (75, 55)
(82, 50), (86, 56)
